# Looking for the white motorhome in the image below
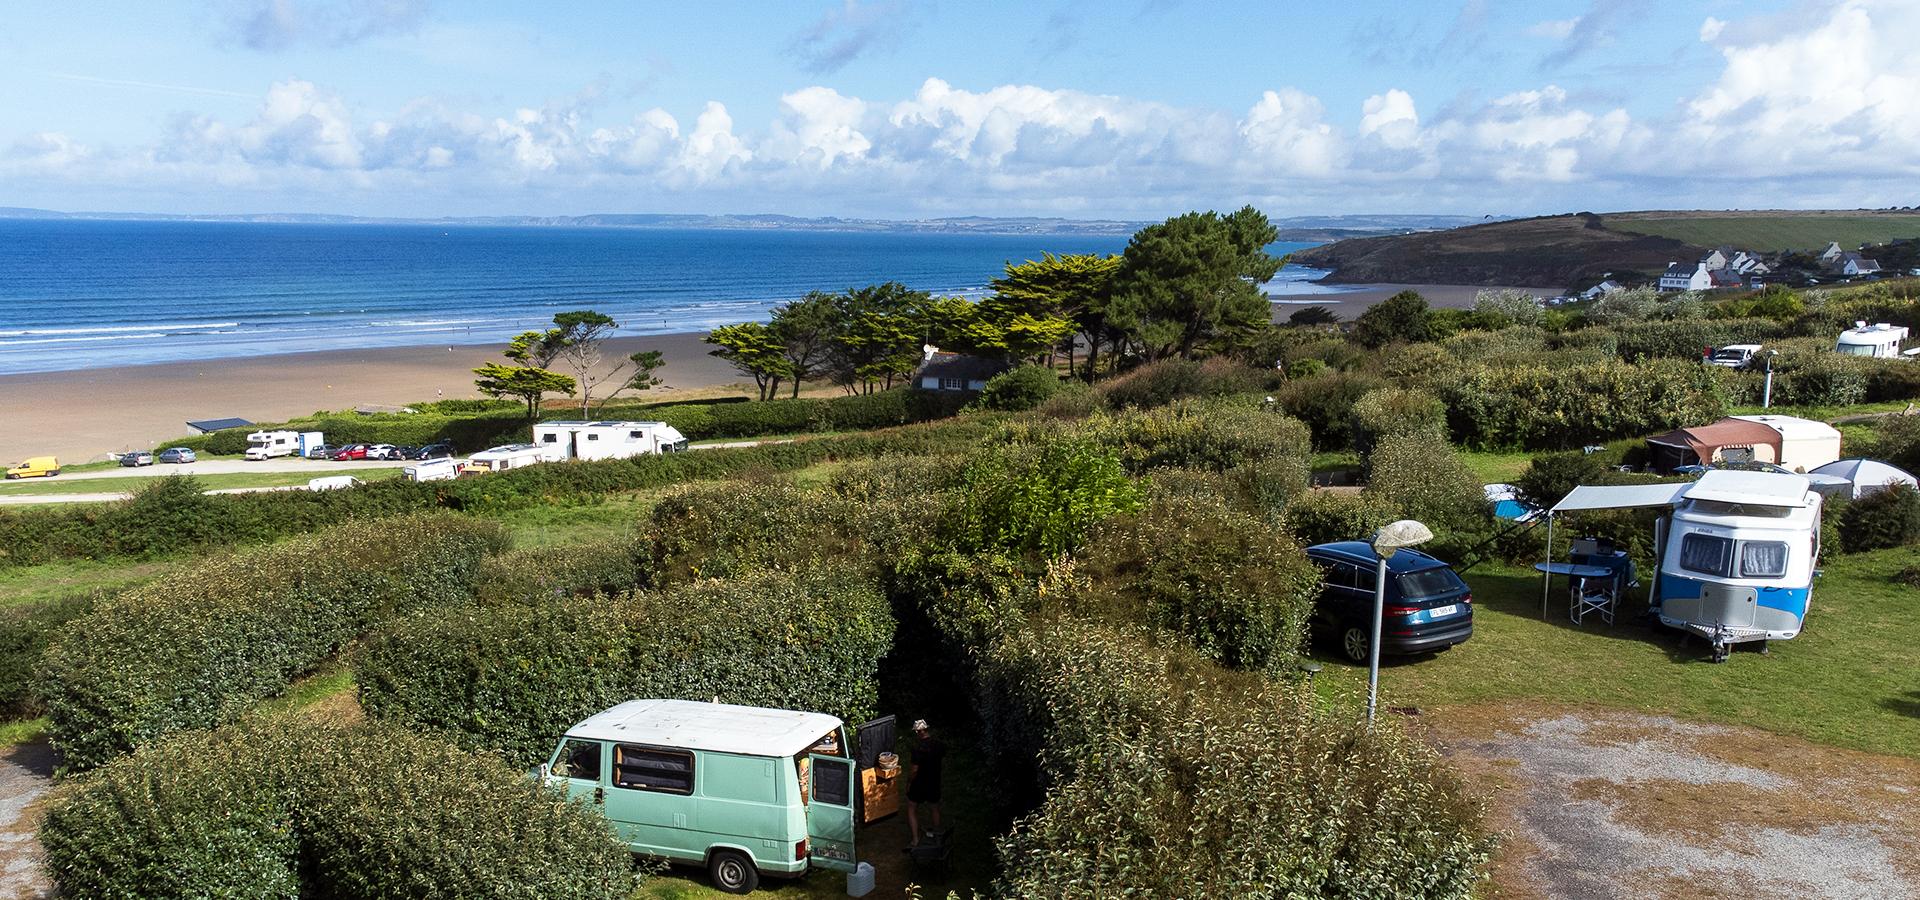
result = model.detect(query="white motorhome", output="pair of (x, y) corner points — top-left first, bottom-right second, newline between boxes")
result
(533, 421), (690, 461)
(245, 430), (325, 460)
(402, 458), (462, 482)
(307, 475), (362, 491)
(461, 444), (548, 474)
(1835, 322), (1910, 359)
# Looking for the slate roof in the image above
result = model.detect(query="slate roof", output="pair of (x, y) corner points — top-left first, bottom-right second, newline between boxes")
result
(917, 352), (1010, 382)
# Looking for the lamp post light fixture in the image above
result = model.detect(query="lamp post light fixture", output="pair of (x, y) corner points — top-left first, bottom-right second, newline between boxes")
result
(1367, 519), (1433, 727)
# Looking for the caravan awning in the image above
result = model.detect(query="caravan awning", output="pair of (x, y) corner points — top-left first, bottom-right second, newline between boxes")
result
(1550, 483), (1690, 514)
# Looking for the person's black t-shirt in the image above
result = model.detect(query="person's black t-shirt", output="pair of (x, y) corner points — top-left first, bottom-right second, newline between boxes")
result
(909, 736), (945, 802)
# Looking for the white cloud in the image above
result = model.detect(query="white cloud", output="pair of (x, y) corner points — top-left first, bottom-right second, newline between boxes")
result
(225, 0), (430, 51)
(673, 102), (752, 181)
(764, 87), (871, 169)
(1238, 89), (1341, 175)
(1359, 89), (1420, 150)
(1527, 17), (1580, 39)
(1698, 16), (1726, 41)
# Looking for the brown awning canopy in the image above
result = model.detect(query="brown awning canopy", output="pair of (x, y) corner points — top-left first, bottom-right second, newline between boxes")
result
(1645, 418), (1783, 460)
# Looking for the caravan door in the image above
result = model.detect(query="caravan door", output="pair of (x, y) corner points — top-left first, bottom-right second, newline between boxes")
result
(805, 753), (857, 872)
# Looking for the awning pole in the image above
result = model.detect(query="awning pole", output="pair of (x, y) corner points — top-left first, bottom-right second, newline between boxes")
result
(1541, 513), (1555, 620)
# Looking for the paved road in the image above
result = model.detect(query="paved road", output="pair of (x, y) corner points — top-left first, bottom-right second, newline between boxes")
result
(53, 457), (410, 480)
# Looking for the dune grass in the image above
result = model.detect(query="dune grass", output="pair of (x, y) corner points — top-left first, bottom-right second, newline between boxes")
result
(1310, 548), (1920, 759)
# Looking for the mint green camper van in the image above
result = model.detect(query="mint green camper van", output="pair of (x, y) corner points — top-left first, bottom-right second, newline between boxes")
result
(542, 699), (857, 894)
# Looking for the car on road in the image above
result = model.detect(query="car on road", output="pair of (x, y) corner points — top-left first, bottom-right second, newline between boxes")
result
(120, 450), (155, 467)
(157, 447), (197, 464)
(5, 457), (60, 479)
(410, 442), (454, 460)
(366, 444), (404, 460)
(329, 443), (372, 461)
(305, 444), (333, 459)
(1304, 541), (1474, 664)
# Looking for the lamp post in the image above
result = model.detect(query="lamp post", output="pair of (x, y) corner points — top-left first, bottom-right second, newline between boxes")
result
(1367, 519), (1433, 728)
(1761, 349), (1779, 409)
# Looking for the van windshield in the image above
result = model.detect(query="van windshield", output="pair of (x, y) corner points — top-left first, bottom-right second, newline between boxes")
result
(1396, 568), (1464, 599)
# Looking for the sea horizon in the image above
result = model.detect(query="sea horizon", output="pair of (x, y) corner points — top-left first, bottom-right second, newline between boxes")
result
(0, 218), (1337, 376)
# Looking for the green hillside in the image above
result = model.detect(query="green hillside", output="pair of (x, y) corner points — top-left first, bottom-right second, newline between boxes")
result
(1607, 213), (1920, 253)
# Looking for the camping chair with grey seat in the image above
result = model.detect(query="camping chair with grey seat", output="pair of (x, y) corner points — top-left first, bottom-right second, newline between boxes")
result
(1567, 537), (1636, 626)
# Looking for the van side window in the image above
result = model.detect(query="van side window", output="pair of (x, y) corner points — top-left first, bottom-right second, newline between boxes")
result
(614, 745), (695, 794)
(812, 756), (851, 806)
(554, 739), (602, 782)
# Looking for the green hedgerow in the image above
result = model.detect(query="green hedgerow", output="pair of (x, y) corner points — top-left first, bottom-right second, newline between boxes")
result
(976, 365), (1066, 411)
(41, 719), (635, 900)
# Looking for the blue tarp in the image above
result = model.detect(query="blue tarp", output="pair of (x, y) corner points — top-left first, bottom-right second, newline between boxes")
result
(185, 417), (254, 433)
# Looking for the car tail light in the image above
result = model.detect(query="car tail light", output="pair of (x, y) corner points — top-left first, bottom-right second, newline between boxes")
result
(1461, 593), (1473, 605)
(1384, 605), (1420, 617)
(795, 839), (808, 860)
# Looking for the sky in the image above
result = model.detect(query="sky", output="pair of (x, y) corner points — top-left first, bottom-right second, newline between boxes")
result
(1, 0), (1916, 220)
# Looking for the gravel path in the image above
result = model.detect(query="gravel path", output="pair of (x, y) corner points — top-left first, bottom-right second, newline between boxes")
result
(0, 743), (52, 900)
(1434, 704), (1920, 899)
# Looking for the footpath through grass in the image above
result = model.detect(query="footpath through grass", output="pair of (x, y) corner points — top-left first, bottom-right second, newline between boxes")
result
(1311, 548), (1920, 759)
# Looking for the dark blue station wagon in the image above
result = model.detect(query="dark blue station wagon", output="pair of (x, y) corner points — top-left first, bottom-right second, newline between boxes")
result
(1305, 541), (1474, 663)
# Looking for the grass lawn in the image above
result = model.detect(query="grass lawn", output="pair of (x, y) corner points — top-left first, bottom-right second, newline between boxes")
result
(1309, 548), (1920, 759)
(1457, 450), (1533, 485)
(0, 468), (402, 498)
(485, 495), (653, 548)
(1607, 214), (1920, 253)
(0, 557), (171, 609)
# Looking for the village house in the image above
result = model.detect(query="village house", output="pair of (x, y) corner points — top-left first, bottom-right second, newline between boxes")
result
(1580, 280), (1624, 300)
(914, 346), (1008, 392)
(1658, 261), (1713, 292)
(1819, 241), (1846, 265)
(1840, 252), (1882, 277)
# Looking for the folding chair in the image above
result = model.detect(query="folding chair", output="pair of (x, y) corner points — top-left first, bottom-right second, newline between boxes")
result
(1570, 573), (1616, 625)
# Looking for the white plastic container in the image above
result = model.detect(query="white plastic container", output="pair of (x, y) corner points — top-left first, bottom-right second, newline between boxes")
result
(846, 861), (874, 897)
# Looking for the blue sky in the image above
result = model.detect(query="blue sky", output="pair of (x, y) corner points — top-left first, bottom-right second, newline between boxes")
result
(2, 1), (1914, 219)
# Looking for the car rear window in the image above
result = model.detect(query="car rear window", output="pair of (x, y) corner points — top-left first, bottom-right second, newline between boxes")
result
(1396, 568), (1464, 600)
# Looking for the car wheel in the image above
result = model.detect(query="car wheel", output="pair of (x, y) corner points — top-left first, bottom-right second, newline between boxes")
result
(708, 849), (758, 894)
(1341, 625), (1372, 664)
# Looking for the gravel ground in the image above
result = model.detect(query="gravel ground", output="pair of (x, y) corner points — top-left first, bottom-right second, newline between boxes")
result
(0, 743), (52, 900)
(1436, 705), (1920, 900)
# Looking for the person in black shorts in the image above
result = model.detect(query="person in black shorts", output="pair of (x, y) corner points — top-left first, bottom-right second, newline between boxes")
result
(905, 718), (944, 848)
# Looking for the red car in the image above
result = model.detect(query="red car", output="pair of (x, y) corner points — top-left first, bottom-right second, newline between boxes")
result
(329, 443), (371, 461)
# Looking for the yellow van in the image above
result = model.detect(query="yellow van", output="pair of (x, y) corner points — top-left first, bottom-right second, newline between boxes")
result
(5, 456), (60, 479)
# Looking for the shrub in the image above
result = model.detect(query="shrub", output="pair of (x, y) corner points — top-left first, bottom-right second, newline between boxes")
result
(1282, 490), (1400, 547)
(1776, 353), (1867, 407)
(476, 539), (646, 604)
(40, 514), (505, 771)
(1514, 451), (1610, 510)
(0, 592), (95, 718)
(1034, 379), (1102, 418)
(1350, 387), (1448, 456)
(1276, 370), (1389, 450)
(1894, 565), (1920, 589)
(1363, 434), (1491, 540)
(357, 567), (894, 766)
(1285, 357), (1328, 380)
(946, 438), (1141, 560)
(1871, 415), (1920, 473)
(1086, 403), (1312, 479)
(41, 719), (634, 900)
(1351, 290), (1433, 348)
(1611, 317), (1781, 363)
(642, 480), (863, 585)
(979, 622), (1491, 898)
(1076, 496), (1319, 672)
(1437, 358), (1724, 450)
(1096, 357), (1263, 408)
(1472, 288), (1544, 326)
(1862, 360), (1920, 403)
(1837, 482), (1920, 552)
(976, 365), (1064, 411)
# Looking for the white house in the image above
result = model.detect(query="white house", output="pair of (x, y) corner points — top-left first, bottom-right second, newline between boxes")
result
(1580, 280), (1624, 300)
(1658, 261), (1713, 292)
(915, 347), (1009, 392)
(1819, 241), (1846, 265)
(1840, 252), (1882, 276)
(532, 420), (689, 461)
(1699, 248), (1730, 271)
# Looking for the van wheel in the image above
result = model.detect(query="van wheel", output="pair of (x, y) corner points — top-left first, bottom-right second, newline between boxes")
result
(709, 849), (758, 894)
(1341, 625), (1372, 664)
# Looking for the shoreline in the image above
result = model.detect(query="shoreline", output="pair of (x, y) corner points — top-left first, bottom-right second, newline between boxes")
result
(0, 282), (1527, 463)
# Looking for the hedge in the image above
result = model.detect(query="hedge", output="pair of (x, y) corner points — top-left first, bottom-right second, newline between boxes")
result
(356, 567), (895, 766)
(1095, 357), (1267, 409)
(976, 365), (1066, 411)
(1364, 433), (1492, 542)
(41, 719), (634, 900)
(1084, 403), (1312, 480)
(1282, 489), (1400, 548)
(1076, 495), (1320, 672)
(1350, 387), (1448, 456)
(1837, 482), (1920, 553)
(977, 621), (1491, 898)
(1436, 358), (1724, 450)
(0, 417), (998, 571)
(39, 514), (505, 771)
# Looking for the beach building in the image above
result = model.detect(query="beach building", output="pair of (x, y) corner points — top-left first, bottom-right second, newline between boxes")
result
(1580, 280), (1624, 300)
(915, 346), (1009, 392)
(1658, 262), (1713, 292)
(531, 421), (689, 461)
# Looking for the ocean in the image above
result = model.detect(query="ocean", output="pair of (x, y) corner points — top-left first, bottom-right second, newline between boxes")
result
(0, 219), (1335, 375)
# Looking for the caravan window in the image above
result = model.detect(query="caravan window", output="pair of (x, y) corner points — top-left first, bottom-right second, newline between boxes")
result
(613, 745), (695, 794)
(1678, 534), (1734, 577)
(1739, 541), (1789, 578)
(541, 434), (558, 443)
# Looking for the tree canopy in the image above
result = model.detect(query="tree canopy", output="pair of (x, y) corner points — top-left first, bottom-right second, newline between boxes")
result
(472, 330), (575, 418)
(1110, 207), (1285, 360)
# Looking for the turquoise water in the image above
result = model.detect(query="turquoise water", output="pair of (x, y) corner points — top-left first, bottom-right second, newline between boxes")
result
(0, 219), (1328, 374)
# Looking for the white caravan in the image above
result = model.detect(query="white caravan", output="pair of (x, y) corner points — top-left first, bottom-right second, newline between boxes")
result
(402, 458), (462, 482)
(245, 430), (325, 460)
(1835, 322), (1910, 359)
(532, 421), (690, 461)
(461, 444), (550, 474)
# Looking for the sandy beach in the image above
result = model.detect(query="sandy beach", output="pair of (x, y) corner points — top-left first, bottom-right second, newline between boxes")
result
(0, 282), (1530, 463)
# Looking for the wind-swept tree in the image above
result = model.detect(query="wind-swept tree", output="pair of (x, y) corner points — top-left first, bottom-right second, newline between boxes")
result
(539, 310), (649, 417)
(472, 330), (576, 418)
(769, 292), (841, 398)
(988, 252), (1121, 376)
(707, 322), (794, 400)
(1110, 207), (1286, 360)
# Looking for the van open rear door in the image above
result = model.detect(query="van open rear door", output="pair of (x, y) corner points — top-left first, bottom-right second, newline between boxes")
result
(805, 754), (857, 872)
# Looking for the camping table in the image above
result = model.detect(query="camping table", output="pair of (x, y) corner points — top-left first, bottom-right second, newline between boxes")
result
(1534, 562), (1619, 623)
